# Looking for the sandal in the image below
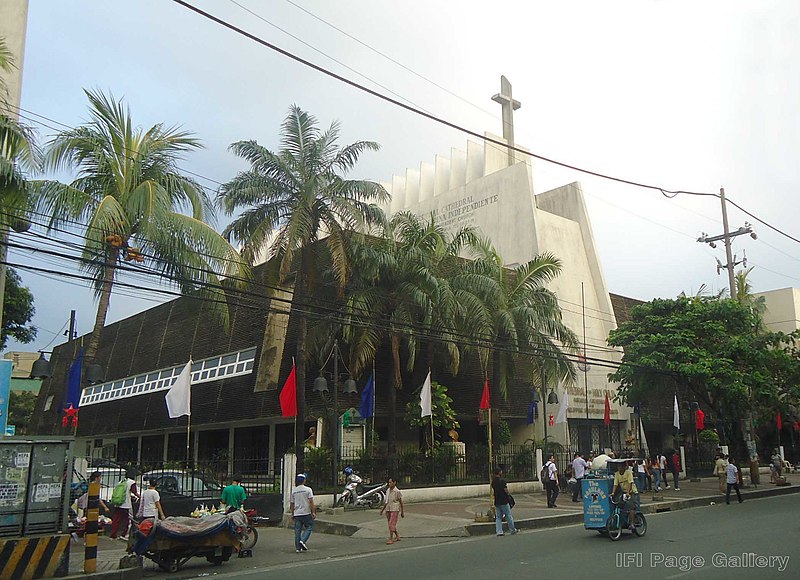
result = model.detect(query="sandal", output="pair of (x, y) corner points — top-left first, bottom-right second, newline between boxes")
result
(386, 540), (395, 545)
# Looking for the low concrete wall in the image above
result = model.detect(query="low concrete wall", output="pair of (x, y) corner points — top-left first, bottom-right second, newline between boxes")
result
(312, 480), (539, 510)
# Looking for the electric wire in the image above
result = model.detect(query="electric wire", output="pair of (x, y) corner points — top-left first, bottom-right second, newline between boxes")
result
(169, 0), (718, 200)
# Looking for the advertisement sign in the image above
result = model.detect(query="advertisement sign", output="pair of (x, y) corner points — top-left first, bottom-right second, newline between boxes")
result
(0, 360), (12, 436)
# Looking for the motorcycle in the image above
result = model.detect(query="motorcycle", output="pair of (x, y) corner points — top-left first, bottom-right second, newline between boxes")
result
(335, 471), (387, 509)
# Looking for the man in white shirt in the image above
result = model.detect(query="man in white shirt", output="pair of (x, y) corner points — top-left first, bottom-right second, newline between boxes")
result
(571, 452), (590, 503)
(659, 453), (668, 489)
(137, 478), (165, 521)
(545, 454), (559, 508)
(290, 473), (316, 553)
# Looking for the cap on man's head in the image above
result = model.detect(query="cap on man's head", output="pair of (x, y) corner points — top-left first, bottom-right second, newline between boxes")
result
(296, 473), (307, 484)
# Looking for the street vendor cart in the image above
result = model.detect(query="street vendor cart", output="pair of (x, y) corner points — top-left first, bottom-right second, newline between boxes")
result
(582, 457), (646, 540)
(130, 511), (248, 572)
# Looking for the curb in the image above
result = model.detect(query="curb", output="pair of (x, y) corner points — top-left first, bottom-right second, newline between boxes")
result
(464, 484), (798, 536)
(311, 519), (360, 537)
(63, 566), (142, 580)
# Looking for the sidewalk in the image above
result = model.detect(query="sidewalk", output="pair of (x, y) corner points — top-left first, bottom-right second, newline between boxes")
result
(314, 476), (798, 538)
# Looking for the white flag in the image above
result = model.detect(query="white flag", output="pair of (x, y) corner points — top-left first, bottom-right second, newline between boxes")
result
(639, 418), (650, 456)
(554, 384), (569, 424)
(420, 371), (432, 418)
(166, 360), (193, 418)
(673, 394), (680, 430)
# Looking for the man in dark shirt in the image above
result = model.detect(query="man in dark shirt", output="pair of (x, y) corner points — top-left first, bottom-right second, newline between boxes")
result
(491, 467), (518, 536)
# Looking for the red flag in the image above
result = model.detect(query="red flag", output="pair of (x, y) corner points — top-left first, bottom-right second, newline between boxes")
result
(279, 365), (297, 417)
(603, 393), (611, 426)
(794, 420), (799, 432)
(776, 412), (782, 431)
(695, 408), (705, 430)
(479, 379), (491, 410)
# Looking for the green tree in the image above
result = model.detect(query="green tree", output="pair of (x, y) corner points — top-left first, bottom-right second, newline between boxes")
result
(37, 89), (246, 364)
(1, 268), (36, 349)
(8, 390), (37, 435)
(607, 296), (800, 455)
(343, 212), (478, 458)
(405, 380), (460, 441)
(218, 106), (387, 470)
(457, 239), (577, 397)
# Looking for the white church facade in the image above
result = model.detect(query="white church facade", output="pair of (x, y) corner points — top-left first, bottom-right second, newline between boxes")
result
(377, 77), (633, 452)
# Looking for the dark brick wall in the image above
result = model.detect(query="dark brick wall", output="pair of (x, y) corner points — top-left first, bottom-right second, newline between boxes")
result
(32, 265), (550, 439)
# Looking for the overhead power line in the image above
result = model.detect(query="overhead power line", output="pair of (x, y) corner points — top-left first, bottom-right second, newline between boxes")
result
(169, 0), (717, 200)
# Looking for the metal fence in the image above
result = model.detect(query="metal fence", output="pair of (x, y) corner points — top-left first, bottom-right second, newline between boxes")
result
(303, 444), (541, 491)
(72, 457), (282, 495)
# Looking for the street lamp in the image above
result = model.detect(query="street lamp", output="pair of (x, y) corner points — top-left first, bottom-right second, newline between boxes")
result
(534, 366), (559, 448)
(312, 340), (358, 492)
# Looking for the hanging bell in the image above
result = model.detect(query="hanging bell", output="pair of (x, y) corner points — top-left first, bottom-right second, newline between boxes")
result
(547, 390), (559, 405)
(84, 364), (105, 385)
(342, 378), (357, 395)
(30, 352), (52, 379)
(313, 375), (329, 393)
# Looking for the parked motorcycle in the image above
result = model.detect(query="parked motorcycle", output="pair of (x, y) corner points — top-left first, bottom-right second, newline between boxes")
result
(335, 468), (387, 509)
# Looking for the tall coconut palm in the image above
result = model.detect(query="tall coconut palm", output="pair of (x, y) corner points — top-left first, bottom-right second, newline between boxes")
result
(1, 36), (40, 335)
(37, 89), (246, 364)
(218, 105), (388, 470)
(457, 238), (578, 397)
(343, 212), (482, 456)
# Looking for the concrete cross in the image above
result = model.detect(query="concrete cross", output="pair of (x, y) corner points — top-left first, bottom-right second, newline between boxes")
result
(491, 75), (522, 166)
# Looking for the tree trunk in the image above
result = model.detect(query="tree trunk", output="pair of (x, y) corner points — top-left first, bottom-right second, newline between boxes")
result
(294, 248), (310, 473)
(84, 250), (118, 364)
(388, 333), (403, 460)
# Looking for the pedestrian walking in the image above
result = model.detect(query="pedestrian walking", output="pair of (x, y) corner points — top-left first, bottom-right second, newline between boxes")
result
(659, 452), (668, 489)
(109, 469), (139, 540)
(670, 450), (681, 490)
(725, 458), (744, 504)
(491, 467), (518, 536)
(771, 450), (783, 482)
(379, 477), (404, 544)
(290, 473), (316, 553)
(650, 455), (662, 491)
(137, 478), (166, 521)
(544, 454), (560, 508)
(571, 452), (590, 502)
(220, 474), (247, 514)
(713, 453), (728, 494)
(636, 460), (648, 492)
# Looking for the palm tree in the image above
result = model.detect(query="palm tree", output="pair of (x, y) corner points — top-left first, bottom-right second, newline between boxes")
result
(457, 238), (578, 397)
(218, 105), (388, 470)
(1, 37), (40, 335)
(343, 212), (481, 456)
(37, 89), (246, 364)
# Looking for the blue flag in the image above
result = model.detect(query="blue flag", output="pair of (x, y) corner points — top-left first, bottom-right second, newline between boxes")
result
(359, 373), (375, 419)
(65, 348), (83, 409)
(527, 401), (538, 425)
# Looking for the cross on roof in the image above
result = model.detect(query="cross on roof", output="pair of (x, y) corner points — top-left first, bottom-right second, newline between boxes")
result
(491, 75), (522, 166)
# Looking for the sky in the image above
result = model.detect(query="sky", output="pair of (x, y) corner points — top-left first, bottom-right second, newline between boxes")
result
(6, 0), (800, 354)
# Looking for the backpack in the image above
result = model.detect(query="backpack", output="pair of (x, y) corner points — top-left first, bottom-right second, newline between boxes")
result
(111, 479), (127, 506)
(540, 462), (550, 482)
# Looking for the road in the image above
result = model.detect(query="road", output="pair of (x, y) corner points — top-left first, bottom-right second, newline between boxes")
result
(200, 493), (799, 580)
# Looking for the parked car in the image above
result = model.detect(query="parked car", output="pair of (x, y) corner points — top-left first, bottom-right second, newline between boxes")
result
(143, 470), (223, 516)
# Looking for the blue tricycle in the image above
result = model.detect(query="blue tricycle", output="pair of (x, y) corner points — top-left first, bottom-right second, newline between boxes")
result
(582, 458), (647, 541)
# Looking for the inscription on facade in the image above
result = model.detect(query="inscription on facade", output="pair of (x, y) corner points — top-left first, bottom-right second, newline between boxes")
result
(424, 194), (499, 230)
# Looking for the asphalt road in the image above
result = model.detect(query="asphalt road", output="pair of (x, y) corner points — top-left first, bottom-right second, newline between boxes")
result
(205, 493), (800, 580)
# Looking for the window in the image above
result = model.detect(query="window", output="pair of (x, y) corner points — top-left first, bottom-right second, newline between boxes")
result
(79, 348), (257, 407)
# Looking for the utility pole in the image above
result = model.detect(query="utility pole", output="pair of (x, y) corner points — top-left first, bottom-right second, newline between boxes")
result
(696, 187), (757, 299)
(697, 187), (759, 461)
(719, 188), (737, 300)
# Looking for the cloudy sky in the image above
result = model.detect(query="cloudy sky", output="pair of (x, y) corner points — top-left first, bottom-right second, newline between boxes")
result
(7, 0), (800, 353)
